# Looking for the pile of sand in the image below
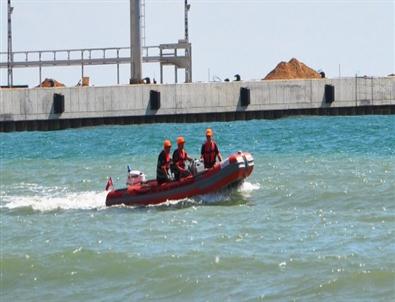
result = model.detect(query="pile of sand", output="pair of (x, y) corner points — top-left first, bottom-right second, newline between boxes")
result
(37, 78), (65, 88)
(263, 58), (321, 80)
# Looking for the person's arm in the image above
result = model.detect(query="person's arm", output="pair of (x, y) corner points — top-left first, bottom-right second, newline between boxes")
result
(173, 151), (184, 172)
(159, 153), (170, 179)
(175, 162), (186, 173)
(200, 144), (204, 160)
(161, 165), (168, 178)
(186, 151), (193, 162)
(218, 153), (222, 162)
(174, 155), (184, 172)
(172, 151), (178, 168)
(215, 144), (222, 162)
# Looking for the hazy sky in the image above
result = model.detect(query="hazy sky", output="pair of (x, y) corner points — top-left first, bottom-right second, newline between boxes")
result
(0, 0), (394, 87)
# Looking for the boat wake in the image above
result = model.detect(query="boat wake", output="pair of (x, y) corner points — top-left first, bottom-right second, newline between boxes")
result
(1, 181), (260, 212)
(199, 180), (260, 205)
(1, 186), (107, 212)
(147, 181), (261, 209)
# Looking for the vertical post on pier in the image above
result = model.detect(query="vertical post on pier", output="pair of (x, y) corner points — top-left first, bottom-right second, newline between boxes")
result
(160, 63), (163, 84)
(7, 0), (14, 87)
(81, 50), (84, 80)
(38, 52), (42, 85)
(130, 0), (142, 84)
(159, 48), (163, 84)
(39, 67), (42, 85)
(187, 45), (192, 83)
(116, 49), (120, 84)
(174, 48), (178, 83)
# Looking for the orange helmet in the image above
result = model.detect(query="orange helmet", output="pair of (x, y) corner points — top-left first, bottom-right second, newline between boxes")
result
(163, 140), (172, 148)
(206, 128), (213, 136)
(177, 136), (185, 145)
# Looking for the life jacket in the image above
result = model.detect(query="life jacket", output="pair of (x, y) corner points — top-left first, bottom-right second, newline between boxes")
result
(202, 141), (217, 168)
(164, 152), (171, 169)
(156, 150), (171, 180)
(173, 149), (188, 169)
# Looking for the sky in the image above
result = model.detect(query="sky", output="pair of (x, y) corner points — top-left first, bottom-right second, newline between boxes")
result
(0, 0), (394, 87)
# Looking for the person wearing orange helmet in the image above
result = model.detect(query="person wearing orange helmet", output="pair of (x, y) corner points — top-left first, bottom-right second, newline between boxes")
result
(201, 128), (222, 169)
(156, 139), (173, 185)
(172, 136), (193, 181)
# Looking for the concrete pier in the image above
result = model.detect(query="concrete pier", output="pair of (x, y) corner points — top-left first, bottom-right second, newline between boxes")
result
(0, 77), (394, 132)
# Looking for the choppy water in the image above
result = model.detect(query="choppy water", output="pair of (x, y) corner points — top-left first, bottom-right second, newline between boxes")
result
(1, 116), (394, 301)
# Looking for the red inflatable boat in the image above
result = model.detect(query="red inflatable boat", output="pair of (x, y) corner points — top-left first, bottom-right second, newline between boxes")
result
(105, 151), (254, 207)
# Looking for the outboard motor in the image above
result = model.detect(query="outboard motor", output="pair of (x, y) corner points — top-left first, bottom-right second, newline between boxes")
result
(190, 159), (205, 176)
(126, 170), (146, 186)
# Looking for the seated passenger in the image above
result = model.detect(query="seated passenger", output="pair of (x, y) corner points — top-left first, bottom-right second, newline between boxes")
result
(172, 136), (193, 181)
(156, 140), (172, 185)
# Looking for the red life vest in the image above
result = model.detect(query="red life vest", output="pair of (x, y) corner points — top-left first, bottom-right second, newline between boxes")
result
(164, 152), (171, 169)
(203, 141), (217, 168)
(176, 149), (187, 168)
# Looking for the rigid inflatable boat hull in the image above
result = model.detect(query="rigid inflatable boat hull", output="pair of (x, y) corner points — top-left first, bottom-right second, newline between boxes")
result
(105, 151), (254, 207)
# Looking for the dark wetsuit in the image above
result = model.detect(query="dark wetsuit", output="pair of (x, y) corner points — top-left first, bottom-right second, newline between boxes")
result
(156, 150), (171, 184)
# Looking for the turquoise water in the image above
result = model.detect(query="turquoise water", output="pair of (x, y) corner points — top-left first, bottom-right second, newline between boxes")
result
(1, 115), (394, 301)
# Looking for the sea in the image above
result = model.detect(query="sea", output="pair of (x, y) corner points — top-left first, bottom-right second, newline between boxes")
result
(1, 115), (394, 301)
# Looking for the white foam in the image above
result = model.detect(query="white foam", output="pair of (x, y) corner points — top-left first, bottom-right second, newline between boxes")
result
(2, 190), (107, 212)
(145, 192), (232, 208)
(238, 181), (261, 193)
(147, 197), (193, 208)
(196, 192), (231, 204)
(153, 182), (261, 206)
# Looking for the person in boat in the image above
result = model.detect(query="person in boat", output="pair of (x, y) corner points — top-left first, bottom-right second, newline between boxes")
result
(157, 139), (173, 185)
(172, 136), (193, 181)
(201, 128), (222, 169)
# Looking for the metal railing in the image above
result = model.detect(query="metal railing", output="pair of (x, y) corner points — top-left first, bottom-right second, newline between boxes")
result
(0, 43), (192, 85)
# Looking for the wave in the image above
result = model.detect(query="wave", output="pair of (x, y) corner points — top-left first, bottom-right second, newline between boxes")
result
(1, 190), (107, 212)
(2, 248), (394, 301)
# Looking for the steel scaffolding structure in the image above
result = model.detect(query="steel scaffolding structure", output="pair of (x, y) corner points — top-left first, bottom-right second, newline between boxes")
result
(0, 42), (192, 85)
(1, 0), (192, 86)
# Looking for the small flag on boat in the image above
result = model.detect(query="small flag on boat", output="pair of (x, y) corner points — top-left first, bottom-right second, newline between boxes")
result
(105, 177), (114, 191)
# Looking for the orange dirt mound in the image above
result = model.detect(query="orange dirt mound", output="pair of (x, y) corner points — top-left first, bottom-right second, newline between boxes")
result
(264, 58), (321, 80)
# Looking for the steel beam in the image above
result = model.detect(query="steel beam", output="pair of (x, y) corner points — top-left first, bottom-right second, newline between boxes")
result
(130, 0), (142, 83)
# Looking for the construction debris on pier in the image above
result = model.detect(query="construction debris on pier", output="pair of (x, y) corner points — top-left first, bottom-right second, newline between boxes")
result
(264, 58), (321, 80)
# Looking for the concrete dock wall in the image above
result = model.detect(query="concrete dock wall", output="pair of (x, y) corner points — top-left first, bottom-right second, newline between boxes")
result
(0, 77), (394, 131)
